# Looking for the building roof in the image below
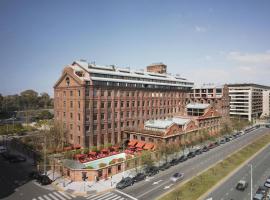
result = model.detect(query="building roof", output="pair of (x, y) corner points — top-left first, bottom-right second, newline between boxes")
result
(228, 83), (270, 90)
(192, 83), (224, 89)
(145, 120), (174, 129)
(172, 117), (191, 125)
(186, 103), (210, 109)
(71, 60), (194, 88)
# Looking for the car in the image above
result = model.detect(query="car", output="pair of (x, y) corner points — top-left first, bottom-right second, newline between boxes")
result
(0, 146), (7, 153)
(214, 141), (220, 146)
(208, 143), (216, 149)
(170, 172), (184, 182)
(39, 175), (52, 185)
(169, 158), (179, 166)
(178, 155), (188, 162)
(9, 155), (26, 163)
(159, 162), (171, 170)
(253, 193), (264, 200)
(187, 151), (196, 158)
(145, 166), (159, 176)
(256, 186), (268, 197)
(29, 171), (42, 180)
(132, 173), (146, 182)
(225, 137), (230, 142)
(202, 146), (209, 152)
(219, 139), (226, 144)
(195, 148), (202, 155)
(116, 177), (134, 189)
(236, 180), (248, 191)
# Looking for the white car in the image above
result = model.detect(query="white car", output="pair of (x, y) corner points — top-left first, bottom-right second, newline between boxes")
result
(0, 146), (7, 153)
(170, 172), (184, 182)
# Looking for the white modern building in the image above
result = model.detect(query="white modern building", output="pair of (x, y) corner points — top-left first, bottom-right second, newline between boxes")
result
(262, 90), (270, 118)
(228, 84), (270, 121)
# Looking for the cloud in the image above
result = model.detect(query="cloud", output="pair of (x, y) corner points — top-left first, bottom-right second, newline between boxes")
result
(195, 26), (207, 32)
(227, 51), (270, 65)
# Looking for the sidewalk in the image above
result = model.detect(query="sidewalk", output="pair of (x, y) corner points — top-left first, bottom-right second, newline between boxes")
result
(47, 168), (139, 196)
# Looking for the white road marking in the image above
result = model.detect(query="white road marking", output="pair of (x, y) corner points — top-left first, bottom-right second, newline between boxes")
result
(42, 195), (51, 200)
(53, 192), (66, 200)
(94, 193), (115, 200)
(58, 191), (72, 199)
(115, 190), (138, 200)
(48, 193), (58, 200)
(152, 180), (163, 185)
(89, 192), (112, 200)
(164, 184), (174, 189)
(38, 197), (45, 200)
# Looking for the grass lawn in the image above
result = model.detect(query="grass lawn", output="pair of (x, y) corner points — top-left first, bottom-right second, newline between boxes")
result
(159, 133), (270, 200)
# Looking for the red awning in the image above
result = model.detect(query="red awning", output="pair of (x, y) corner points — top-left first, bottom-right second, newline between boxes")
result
(74, 154), (86, 159)
(88, 152), (97, 156)
(101, 149), (109, 153)
(73, 144), (81, 149)
(128, 140), (138, 146)
(143, 143), (154, 150)
(136, 141), (146, 148)
(64, 146), (72, 151)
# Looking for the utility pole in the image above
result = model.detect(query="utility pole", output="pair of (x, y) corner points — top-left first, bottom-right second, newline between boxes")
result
(43, 134), (47, 175)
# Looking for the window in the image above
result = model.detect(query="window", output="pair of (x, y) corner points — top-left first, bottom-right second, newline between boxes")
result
(70, 134), (73, 140)
(65, 77), (70, 86)
(70, 101), (73, 108)
(70, 124), (73, 130)
(78, 113), (81, 121)
(63, 91), (66, 97)
(78, 90), (81, 97)
(101, 102), (104, 108)
(78, 136), (80, 144)
(108, 102), (111, 108)
(70, 91), (73, 97)
(70, 112), (73, 119)
(101, 124), (104, 130)
(141, 136), (145, 141)
(63, 101), (66, 107)
(63, 112), (66, 117)
(78, 101), (80, 109)
(78, 125), (80, 131)
(108, 123), (111, 129)
(93, 125), (97, 130)
(93, 114), (97, 120)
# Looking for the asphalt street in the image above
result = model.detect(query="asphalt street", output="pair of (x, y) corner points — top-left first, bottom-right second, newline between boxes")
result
(121, 127), (269, 200)
(205, 134), (270, 200)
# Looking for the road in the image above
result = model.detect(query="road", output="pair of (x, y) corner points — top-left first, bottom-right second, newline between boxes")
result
(205, 135), (270, 200)
(120, 127), (269, 200)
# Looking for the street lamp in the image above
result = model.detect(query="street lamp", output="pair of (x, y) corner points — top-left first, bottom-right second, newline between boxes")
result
(250, 164), (253, 200)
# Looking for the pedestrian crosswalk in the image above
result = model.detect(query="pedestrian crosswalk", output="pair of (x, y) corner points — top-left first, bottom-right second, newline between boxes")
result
(32, 191), (75, 200)
(85, 192), (126, 200)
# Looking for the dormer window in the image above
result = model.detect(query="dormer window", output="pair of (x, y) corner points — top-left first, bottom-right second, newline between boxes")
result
(66, 77), (70, 86)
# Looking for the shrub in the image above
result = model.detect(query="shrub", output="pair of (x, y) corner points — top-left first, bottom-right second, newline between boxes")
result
(118, 158), (124, 162)
(86, 166), (94, 169)
(109, 160), (116, 165)
(126, 155), (133, 160)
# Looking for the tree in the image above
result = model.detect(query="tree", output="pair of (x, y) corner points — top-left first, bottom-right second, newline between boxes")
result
(38, 93), (51, 108)
(141, 151), (154, 167)
(36, 110), (54, 120)
(220, 122), (232, 136)
(20, 90), (39, 109)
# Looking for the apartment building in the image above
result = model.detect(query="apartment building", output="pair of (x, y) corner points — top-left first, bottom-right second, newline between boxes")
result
(228, 84), (270, 121)
(54, 60), (194, 148)
(189, 84), (230, 122)
(262, 90), (270, 118)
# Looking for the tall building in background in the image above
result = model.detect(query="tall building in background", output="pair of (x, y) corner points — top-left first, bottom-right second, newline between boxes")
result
(188, 84), (230, 122)
(228, 84), (270, 121)
(54, 60), (194, 148)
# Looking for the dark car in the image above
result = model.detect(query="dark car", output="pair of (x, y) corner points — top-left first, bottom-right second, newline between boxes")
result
(132, 173), (146, 182)
(214, 141), (220, 146)
(9, 155), (26, 163)
(236, 180), (248, 191)
(187, 151), (195, 158)
(208, 143), (216, 149)
(39, 175), (52, 185)
(169, 158), (179, 166)
(116, 177), (134, 189)
(202, 146), (209, 152)
(145, 166), (159, 176)
(195, 149), (202, 155)
(225, 137), (230, 142)
(178, 155), (188, 162)
(159, 162), (171, 171)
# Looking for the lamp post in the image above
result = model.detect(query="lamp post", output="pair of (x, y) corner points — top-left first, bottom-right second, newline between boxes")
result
(250, 164), (253, 200)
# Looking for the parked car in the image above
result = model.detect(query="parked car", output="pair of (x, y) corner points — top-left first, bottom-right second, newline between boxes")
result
(236, 180), (248, 191)
(253, 193), (264, 200)
(202, 146), (209, 152)
(169, 158), (179, 166)
(225, 137), (230, 142)
(178, 155), (188, 162)
(195, 148), (202, 155)
(116, 177), (134, 189)
(187, 151), (196, 158)
(219, 139), (226, 144)
(214, 141), (220, 146)
(145, 166), (159, 176)
(255, 186), (268, 198)
(29, 171), (42, 180)
(159, 162), (171, 171)
(170, 172), (184, 182)
(132, 173), (146, 182)
(208, 143), (216, 149)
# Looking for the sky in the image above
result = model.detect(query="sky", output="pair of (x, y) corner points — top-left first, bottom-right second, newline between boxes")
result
(0, 0), (270, 96)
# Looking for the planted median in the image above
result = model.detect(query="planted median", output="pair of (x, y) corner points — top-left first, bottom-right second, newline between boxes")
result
(159, 132), (270, 200)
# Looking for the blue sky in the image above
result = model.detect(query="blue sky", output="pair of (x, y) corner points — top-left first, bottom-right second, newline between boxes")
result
(1, 0), (270, 96)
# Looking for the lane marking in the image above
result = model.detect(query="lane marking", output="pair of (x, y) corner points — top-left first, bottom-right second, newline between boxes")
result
(115, 190), (138, 200)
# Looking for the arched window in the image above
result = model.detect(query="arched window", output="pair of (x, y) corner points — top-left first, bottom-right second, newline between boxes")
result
(65, 77), (70, 86)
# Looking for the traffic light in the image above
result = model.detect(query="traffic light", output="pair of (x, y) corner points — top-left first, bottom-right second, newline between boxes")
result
(82, 172), (88, 181)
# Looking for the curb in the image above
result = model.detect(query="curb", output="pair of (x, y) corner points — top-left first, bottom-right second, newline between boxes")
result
(158, 131), (269, 200)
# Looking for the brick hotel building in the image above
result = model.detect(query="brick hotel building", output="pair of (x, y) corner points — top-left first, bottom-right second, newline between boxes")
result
(54, 61), (194, 148)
